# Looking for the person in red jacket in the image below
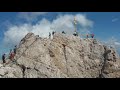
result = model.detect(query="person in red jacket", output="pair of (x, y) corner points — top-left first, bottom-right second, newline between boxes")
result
(10, 52), (15, 61)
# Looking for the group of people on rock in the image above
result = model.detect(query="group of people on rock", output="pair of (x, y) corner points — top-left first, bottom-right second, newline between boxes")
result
(48, 31), (95, 39)
(2, 45), (17, 65)
(48, 31), (56, 39)
(73, 32), (95, 38)
(1, 31), (95, 65)
(86, 33), (94, 38)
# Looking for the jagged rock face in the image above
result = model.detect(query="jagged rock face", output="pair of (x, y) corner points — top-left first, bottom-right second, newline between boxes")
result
(0, 33), (120, 78)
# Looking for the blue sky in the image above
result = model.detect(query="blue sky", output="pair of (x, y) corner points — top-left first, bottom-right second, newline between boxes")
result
(0, 12), (120, 59)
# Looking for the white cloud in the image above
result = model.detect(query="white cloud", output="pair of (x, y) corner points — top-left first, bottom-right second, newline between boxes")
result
(3, 14), (93, 46)
(51, 14), (93, 34)
(115, 42), (120, 46)
(112, 18), (119, 22)
(76, 14), (93, 27)
(18, 12), (47, 22)
(4, 24), (31, 46)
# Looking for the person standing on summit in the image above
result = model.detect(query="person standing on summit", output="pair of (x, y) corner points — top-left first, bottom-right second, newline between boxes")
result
(62, 31), (66, 34)
(91, 33), (94, 38)
(49, 32), (51, 39)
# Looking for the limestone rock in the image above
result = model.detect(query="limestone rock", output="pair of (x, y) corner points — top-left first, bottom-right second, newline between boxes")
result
(0, 32), (120, 78)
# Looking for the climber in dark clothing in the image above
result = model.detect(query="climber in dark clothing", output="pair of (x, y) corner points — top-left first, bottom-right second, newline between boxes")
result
(73, 31), (78, 36)
(14, 45), (17, 54)
(62, 31), (66, 34)
(49, 32), (51, 39)
(52, 31), (55, 36)
(2, 54), (6, 64)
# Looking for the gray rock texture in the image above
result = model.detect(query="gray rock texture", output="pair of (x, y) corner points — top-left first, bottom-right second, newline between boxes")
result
(0, 33), (119, 78)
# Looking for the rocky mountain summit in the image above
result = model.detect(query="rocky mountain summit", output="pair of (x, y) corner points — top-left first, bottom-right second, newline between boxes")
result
(0, 32), (120, 78)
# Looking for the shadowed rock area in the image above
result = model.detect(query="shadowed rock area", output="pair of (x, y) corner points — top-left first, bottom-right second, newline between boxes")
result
(0, 32), (120, 78)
